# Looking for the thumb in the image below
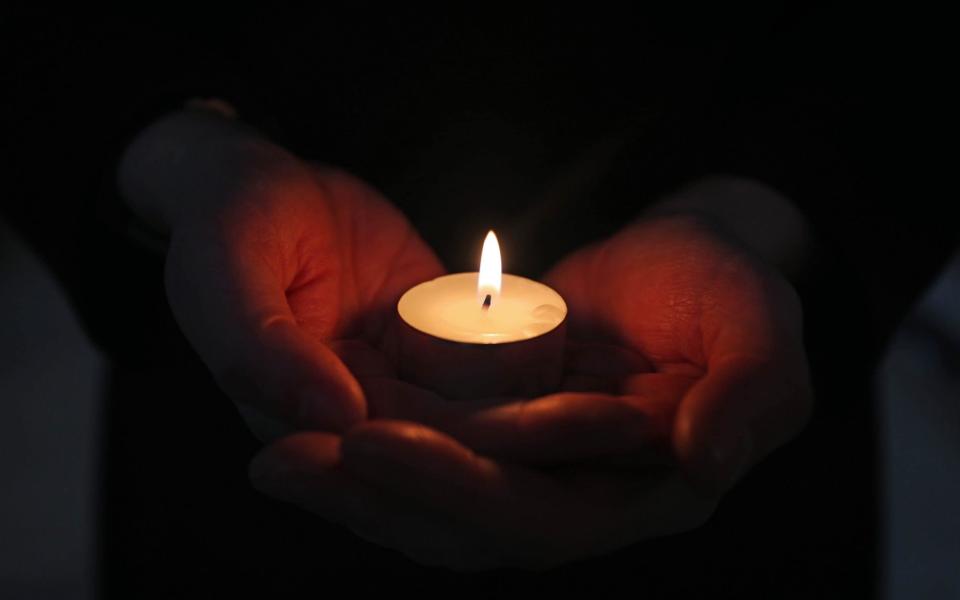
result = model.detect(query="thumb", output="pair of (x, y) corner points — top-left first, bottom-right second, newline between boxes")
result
(165, 228), (366, 435)
(673, 356), (812, 494)
(117, 106), (365, 435)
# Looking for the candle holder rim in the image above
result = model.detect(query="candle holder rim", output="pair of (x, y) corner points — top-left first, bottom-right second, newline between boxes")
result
(397, 271), (567, 346)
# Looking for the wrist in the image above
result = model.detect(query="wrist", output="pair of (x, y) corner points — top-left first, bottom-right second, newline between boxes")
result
(643, 176), (815, 283)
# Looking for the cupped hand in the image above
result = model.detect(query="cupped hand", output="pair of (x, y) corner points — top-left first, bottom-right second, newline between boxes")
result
(118, 106), (443, 438)
(543, 213), (813, 487)
(249, 212), (813, 569)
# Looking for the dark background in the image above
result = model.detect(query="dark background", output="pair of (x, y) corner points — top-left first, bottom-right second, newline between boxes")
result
(2, 5), (955, 598)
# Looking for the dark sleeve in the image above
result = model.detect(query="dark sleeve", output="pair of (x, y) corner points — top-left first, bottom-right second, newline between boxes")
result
(2, 13), (272, 363)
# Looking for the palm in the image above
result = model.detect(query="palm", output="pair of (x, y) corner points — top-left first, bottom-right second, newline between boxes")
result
(286, 167), (444, 369)
(163, 163), (442, 437)
(289, 169), (440, 339)
(545, 215), (811, 476)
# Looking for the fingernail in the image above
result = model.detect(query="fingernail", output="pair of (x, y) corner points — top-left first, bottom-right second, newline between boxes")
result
(297, 389), (352, 432)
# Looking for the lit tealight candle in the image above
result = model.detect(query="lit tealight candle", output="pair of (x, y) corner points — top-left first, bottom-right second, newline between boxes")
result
(397, 231), (567, 401)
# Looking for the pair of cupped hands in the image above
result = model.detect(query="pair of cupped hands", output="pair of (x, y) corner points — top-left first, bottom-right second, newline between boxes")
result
(118, 103), (813, 570)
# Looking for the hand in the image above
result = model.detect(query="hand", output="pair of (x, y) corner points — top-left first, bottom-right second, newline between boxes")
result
(544, 213), (813, 488)
(118, 105), (443, 438)
(249, 212), (813, 569)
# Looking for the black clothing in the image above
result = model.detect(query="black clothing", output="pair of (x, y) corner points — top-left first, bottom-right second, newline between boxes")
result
(4, 6), (954, 598)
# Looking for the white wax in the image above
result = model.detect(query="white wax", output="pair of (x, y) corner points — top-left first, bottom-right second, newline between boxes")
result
(398, 273), (567, 344)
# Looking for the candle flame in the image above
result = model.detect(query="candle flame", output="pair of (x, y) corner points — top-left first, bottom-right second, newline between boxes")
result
(478, 230), (501, 307)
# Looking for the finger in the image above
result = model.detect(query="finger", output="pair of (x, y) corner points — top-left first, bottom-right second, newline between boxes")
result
(676, 264), (811, 491)
(620, 372), (697, 407)
(673, 356), (812, 493)
(329, 339), (396, 378)
(550, 467), (719, 548)
(453, 392), (674, 465)
(120, 111), (366, 434)
(554, 373), (691, 466)
(340, 421), (554, 545)
(362, 379), (672, 465)
(560, 373), (620, 394)
(360, 376), (508, 420)
(341, 421), (715, 567)
(249, 432), (495, 569)
(166, 223), (365, 433)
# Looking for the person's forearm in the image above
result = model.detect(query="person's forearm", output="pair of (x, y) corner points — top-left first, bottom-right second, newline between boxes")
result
(644, 176), (815, 283)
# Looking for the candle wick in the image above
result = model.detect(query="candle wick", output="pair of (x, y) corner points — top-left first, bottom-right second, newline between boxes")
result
(482, 294), (492, 311)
